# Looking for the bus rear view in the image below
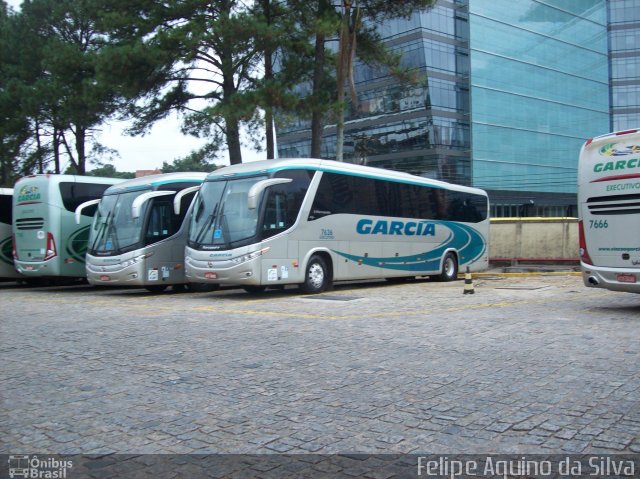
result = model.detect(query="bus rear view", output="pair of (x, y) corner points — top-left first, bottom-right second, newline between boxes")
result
(578, 128), (640, 293)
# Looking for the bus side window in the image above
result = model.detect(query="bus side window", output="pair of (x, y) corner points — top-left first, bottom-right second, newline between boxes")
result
(262, 170), (311, 238)
(145, 200), (176, 244)
(59, 182), (111, 216)
(262, 192), (287, 234)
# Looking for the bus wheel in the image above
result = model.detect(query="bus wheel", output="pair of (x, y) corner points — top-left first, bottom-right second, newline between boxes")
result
(301, 255), (331, 294)
(436, 253), (458, 282)
(243, 285), (267, 294)
(145, 284), (168, 293)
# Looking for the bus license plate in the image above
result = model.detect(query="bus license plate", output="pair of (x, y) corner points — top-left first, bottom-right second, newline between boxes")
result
(205, 272), (217, 279)
(617, 274), (636, 283)
(100, 275), (110, 281)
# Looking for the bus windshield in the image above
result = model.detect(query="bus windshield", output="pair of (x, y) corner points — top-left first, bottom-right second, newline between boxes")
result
(89, 189), (149, 254)
(189, 176), (267, 248)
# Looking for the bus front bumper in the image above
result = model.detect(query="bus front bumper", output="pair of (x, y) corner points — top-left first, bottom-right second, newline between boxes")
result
(86, 254), (184, 287)
(86, 261), (147, 286)
(185, 256), (261, 286)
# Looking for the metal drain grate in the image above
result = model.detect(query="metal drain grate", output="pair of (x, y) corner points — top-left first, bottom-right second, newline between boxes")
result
(303, 295), (363, 301)
(495, 286), (549, 290)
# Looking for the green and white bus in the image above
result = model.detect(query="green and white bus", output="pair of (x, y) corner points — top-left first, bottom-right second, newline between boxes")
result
(185, 159), (489, 293)
(13, 174), (123, 279)
(578, 128), (640, 293)
(77, 172), (208, 292)
(0, 188), (21, 280)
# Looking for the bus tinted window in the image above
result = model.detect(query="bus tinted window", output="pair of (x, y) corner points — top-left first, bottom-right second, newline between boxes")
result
(261, 170), (313, 239)
(309, 172), (487, 223)
(0, 194), (12, 224)
(59, 182), (111, 215)
(145, 198), (181, 244)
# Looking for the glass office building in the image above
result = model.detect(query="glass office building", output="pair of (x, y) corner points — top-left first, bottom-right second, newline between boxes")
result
(469, 0), (610, 216)
(608, 0), (640, 131)
(277, 2), (473, 185)
(276, 0), (611, 216)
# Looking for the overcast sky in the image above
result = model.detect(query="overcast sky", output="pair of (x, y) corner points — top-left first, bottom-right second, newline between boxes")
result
(6, 0), (266, 173)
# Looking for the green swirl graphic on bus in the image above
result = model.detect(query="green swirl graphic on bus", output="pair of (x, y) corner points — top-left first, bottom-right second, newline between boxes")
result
(65, 226), (90, 263)
(0, 237), (13, 265)
(599, 142), (640, 157)
(336, 220), (486, 271)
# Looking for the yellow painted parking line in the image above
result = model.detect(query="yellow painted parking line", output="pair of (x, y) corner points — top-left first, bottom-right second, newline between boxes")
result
(463, 271), (581, 278)
(192, 305), (338, 320)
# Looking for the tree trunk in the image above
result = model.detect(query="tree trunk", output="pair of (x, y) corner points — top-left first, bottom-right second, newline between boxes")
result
(226, 116), (243, 165)
(75, 125), (86, 174)
(263, 0), (275, 159)
(335, 0), (352, 162)
(53, 128), (61, 174)
(35, 119), (44, 173)
(310, 0), (331, 159)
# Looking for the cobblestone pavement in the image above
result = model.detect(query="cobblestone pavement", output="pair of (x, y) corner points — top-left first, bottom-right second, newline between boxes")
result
(1, 274), (639, 456)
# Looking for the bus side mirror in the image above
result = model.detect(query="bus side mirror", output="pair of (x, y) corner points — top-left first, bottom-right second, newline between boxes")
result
(173, 186), (200, 215)
(247, 178), (292, 210)
(131, 191), (176, 219)
(74, 199), (101, 224)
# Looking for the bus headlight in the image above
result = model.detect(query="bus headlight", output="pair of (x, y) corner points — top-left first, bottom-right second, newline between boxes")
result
(122, 252), (153, 268)
(231, 247), (270, 265)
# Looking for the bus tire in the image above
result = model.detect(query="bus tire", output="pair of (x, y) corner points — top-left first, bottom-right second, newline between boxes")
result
(436, 252), (458, 282)
(301, 254), (331, 294)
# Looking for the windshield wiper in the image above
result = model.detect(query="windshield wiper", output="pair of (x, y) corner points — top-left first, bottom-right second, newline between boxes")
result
(194, 203), (219, 245)
(106, 218), (121, 253)
(90, 210), (111, 252)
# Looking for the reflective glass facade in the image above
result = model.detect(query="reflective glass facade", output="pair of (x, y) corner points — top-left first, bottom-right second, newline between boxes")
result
(608, 0), (640, 131)
(276, 0), (611, 216)
(469, 0), (609, 205)
(277, 2), (473, 184)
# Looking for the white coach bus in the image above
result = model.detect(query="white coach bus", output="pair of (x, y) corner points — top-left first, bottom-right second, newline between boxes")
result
(185, 159), (489, 294)
(578, 128), (640, 293)
(75, 172), (208, 293)
(13, 174), (122, 279)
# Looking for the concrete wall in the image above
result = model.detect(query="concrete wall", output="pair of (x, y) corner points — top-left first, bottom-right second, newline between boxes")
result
(489, 217), (579, 262)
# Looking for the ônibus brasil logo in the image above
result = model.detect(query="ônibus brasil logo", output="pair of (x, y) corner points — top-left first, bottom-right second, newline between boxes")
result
(7, 455), (73, 478)
(17, 185), (41, 202)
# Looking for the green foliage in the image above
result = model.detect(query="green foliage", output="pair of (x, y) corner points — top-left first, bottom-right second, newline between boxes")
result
(161, 149), (220, 174)
(8, 0), (128, 176)
(103, 0), (264, 165)
(0, 5), (30, 186)
(86, 164), (135, 179)
(1, 0), (439, 179)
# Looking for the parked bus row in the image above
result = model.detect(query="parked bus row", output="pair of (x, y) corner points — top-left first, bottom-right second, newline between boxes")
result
(3, 159), (491, 293)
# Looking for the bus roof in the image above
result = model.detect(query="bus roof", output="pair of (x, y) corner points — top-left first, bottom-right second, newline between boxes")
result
(103, 172), (208, 194)
(15, 174), (123, 186)
(207, 159), (487, 196)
